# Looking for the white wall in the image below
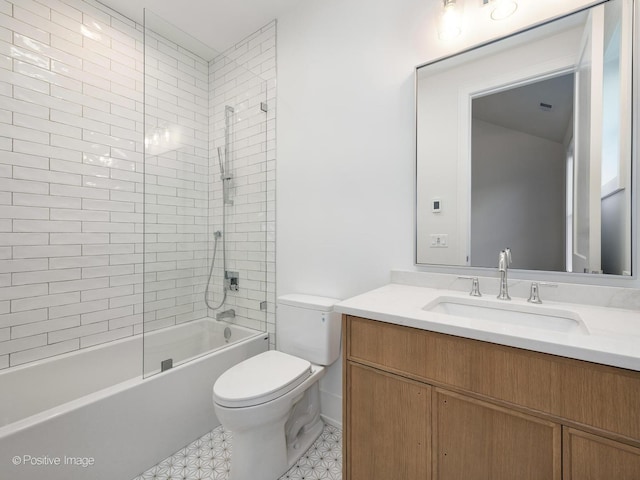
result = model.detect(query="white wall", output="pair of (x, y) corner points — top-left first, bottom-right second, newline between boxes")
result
(277, 0), (425, 301)
(277, 0), (598, 426)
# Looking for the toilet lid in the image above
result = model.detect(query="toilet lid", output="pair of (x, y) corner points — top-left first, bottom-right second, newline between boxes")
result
(213, 351), (312, 408)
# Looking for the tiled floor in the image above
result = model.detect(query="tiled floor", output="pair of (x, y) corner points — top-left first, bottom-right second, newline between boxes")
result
(134, 423), (342, 480)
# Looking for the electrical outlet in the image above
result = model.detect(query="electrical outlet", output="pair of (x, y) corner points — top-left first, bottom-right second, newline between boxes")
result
(429, 234), (449, 248)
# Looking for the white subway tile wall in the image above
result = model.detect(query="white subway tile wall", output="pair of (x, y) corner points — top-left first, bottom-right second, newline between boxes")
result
(0, 0), (277, 369)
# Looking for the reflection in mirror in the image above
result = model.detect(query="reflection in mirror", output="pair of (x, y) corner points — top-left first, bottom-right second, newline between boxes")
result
(471, 74), (574, 272)
(416, 0), (633, 276)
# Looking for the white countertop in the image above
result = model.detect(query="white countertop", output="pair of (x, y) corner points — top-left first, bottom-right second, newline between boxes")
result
(335, 283), (640, 372)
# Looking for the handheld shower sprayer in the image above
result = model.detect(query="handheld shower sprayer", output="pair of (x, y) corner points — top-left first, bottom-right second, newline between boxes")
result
(217, 146), (225, 176)
(218, 106), (235, 205)
(217, 146), (233, 205)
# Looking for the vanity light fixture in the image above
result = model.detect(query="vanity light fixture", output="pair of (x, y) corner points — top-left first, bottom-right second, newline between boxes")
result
(487, 0), (518, 20)
(438, 0), (463, 40)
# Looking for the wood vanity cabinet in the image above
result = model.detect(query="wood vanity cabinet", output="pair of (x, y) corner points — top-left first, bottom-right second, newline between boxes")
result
(343, 315), (640, 480)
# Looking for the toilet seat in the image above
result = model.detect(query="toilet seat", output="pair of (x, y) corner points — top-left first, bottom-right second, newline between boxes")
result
(213, 350), (312, 408)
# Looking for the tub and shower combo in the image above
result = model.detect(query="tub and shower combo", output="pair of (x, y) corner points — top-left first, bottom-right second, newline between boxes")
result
(0, 321), (268, 480)
(0, 9), (273, 479)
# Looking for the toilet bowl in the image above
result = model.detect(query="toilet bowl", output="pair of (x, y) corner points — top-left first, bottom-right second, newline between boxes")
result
(212, 294), (341, 480)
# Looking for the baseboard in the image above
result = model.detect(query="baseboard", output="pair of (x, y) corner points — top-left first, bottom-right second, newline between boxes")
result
(320, 413), (342, 429)
(320, 389), (342, 429)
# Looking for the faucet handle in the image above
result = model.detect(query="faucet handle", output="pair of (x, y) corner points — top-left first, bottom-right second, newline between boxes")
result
(458, 276), (482, 297)
(504, 247), (512, 265)
(527, 282), (558, 304)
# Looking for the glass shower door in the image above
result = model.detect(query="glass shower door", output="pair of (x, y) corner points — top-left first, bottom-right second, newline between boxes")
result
(142, 10), (269, 377)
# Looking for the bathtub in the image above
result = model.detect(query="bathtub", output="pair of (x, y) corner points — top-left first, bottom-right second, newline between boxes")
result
(0, 319), (268, 480)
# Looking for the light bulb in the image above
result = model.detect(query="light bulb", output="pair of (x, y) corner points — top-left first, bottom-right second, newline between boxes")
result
(438, 0), (462, 40)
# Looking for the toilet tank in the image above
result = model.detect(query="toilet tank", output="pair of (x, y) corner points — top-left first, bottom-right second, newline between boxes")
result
(276, 294), (342, 366)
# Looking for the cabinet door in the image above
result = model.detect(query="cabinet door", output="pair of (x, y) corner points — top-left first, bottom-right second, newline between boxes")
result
(345, 362), (431, 480)
(564, 428), (640, 480)
(434, 389), (561, 480)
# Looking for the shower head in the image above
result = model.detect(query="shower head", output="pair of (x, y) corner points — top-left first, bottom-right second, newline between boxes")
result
(225, 105), (234, 114)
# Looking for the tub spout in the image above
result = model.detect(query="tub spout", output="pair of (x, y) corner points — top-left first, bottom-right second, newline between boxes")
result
(215, 309), (235, 321)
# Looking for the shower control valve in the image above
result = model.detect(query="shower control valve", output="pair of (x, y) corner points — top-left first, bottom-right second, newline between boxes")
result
(225, 271), (239, 292)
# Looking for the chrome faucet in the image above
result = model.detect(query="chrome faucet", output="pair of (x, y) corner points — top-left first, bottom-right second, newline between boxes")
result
(497, 248), (512, 300)
(215, 309), (235, 321)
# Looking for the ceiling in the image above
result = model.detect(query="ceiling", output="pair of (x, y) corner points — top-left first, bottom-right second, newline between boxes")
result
(473, 74), (575, 144)
(98, 0), (300, 55)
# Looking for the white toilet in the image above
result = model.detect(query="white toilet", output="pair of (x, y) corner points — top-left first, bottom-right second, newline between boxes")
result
(212, 294), (342, 480)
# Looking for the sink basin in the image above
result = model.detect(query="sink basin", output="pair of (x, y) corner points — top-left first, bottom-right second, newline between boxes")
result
(423, 296), (588, 334)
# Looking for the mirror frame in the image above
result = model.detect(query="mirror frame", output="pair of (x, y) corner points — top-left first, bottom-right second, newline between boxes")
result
(414, 0), (639, 286)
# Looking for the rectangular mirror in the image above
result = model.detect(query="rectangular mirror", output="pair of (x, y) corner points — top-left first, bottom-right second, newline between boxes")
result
(416, 0), (634, 276)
